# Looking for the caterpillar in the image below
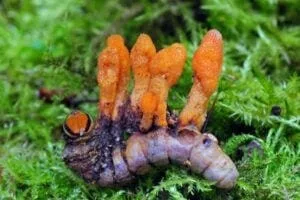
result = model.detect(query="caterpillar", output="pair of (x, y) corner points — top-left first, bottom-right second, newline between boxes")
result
(62, 30), (239, 189)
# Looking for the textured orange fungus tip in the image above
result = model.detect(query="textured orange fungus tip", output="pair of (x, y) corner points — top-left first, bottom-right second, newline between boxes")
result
(192, 29), (223, 96)
(149, 43), (187, 86)
(63, 29), (239, 190)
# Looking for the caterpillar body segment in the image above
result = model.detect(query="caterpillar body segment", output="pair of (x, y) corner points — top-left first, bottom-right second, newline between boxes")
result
(63, 127), (238, 188)
(63, 30), (239, 189)
(112, 147), (133, 184)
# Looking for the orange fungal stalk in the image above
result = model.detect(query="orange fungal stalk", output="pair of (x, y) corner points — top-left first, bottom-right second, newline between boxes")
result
(140, 43), (187, 130)
(130, 34), (156, 109)
(97, 35), (130, 120)
(179, 29), (223, 128)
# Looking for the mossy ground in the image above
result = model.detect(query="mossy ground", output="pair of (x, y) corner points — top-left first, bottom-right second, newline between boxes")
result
(0, 0), (299, 199)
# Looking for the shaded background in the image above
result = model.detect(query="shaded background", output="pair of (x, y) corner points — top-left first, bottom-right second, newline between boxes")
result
(0, 0), (299, 199)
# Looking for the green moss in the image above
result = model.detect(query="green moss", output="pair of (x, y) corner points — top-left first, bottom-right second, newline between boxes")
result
(0, 0), (299, 199)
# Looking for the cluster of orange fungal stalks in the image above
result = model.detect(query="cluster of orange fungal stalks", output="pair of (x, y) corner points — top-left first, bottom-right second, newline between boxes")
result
(62, 29), (239, 189)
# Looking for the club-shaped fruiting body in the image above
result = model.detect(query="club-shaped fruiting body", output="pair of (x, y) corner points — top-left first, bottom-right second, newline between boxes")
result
(62, 30), (239, 189)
